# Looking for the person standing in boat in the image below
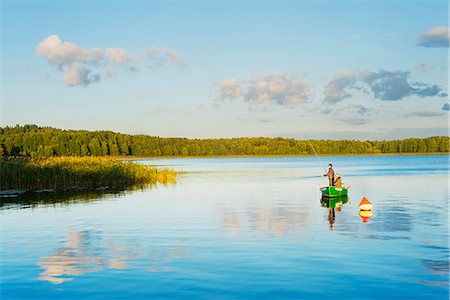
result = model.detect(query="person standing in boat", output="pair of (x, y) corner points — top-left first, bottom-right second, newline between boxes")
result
(323, 163), (335, 186)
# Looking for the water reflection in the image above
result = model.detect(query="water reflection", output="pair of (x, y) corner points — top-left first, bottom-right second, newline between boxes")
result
(220, 194), (353, 236)
(247, 203), (310, 236)
(38, 230), (104, 284)
(420, 258), (450, 287)
(422, 259), (450, 277)
(37, 229), (187, 284)
(359, 210), (373, 223)
(320, 195), (349, 230)
(1, 183), (174, 210)
(222, 209), (243, 236)
(222, 202), (311, 237)
(374, 205), (412, 232)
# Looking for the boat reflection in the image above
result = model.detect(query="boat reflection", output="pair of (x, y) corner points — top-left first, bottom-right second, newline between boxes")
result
(320, 195), (349, 230)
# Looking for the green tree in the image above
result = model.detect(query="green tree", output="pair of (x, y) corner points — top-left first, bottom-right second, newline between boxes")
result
(181, 147), (189, 156)
(89, 138), (102, 156)
(81, 144), (89, 156)
(109, 142), (119, 156)
(101, 142), (109, 156)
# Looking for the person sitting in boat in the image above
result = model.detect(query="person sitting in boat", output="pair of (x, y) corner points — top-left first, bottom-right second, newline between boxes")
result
(334, 173), (342, 188)
(323, 163), (335, 186)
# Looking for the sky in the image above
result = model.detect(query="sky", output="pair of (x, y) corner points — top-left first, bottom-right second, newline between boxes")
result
(1, 0), (449, 140)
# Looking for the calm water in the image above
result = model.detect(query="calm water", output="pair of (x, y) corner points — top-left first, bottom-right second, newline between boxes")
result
(1, 155), (449, 299)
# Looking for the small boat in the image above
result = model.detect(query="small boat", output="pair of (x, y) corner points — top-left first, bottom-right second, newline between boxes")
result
(320, 195), (349, 208)
(321, 186), (348, 198)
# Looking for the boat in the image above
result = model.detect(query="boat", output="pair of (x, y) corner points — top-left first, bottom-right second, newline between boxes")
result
(320, 186), (348, 198)
(320, 195), (349, 208)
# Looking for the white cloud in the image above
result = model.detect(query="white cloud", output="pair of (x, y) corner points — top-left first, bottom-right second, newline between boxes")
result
(63, 63), (100, 86)
(36, 35), (102, 86)
(417, 26), (450, 48)
(36, 34), (103, 68)
(106, 48), (137, 65)
(320, 104), (369, 117)
(35, 34), (188, 87)
(407, 110), (445, 117)
(321, 107), (333, 115)
(246, 74), (312, 105)
(103, 65), (118, 78)
(216, 79), (241, 104)
(363, 70), (441, 100)
(216, 73), (313, 107)
(355, 104), (368, 115)
(339, 118), (368, 125)
(323, 71), (360, 103)
(324, 69), (443, 103)
(442, 103), (450, 111)
(146, 47), (189, 69)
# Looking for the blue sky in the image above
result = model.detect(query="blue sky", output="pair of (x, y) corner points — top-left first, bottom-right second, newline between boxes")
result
(1, 0), (448, 139)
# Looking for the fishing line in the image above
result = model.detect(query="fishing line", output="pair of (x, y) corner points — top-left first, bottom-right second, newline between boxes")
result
(308, 142), (328, 173)
(308, 142), (322, 163)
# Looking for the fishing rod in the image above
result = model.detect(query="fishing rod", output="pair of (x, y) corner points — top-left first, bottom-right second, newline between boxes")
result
(308, 142), (327, 173)
(308, 142), (322, 163)
(308, 142), (329, 203)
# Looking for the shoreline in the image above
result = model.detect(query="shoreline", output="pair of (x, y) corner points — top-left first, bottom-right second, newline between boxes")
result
(117, 152), (450, 160)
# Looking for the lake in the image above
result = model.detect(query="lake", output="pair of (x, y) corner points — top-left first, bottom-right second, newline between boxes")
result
(1, 155), (449, 299)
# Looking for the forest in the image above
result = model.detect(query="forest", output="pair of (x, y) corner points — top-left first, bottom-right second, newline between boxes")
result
(1, 124), (449, 157)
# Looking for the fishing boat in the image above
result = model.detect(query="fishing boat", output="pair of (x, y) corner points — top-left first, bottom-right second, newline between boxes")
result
(307, 143), (349, 198)
(320, 194), (348, 208)
(321, 186), (348, 198)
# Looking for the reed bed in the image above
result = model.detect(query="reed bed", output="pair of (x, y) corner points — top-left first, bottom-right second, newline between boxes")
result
(0, 157), (176, 191)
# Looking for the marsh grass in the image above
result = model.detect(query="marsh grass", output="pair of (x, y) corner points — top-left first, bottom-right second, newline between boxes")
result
(0, 157), (176, 191)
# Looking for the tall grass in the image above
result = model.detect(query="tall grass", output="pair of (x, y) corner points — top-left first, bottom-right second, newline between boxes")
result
(0, 157), (176, 190)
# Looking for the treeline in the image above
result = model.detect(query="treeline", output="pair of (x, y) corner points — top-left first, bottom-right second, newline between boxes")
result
(0, 124), (449, 157)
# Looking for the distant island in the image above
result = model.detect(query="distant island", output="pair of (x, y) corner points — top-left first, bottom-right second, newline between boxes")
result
(1, 124), (449, 157)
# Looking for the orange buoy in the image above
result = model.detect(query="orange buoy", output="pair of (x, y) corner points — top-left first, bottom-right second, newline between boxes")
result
(359, 197), (373, 210)
(359, 210), (373, 223)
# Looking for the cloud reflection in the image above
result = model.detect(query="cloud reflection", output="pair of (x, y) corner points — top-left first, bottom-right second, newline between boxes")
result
(222, 202), (311, 237)
(37, 229), (187, 284)
(37, 230), (104, 284)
